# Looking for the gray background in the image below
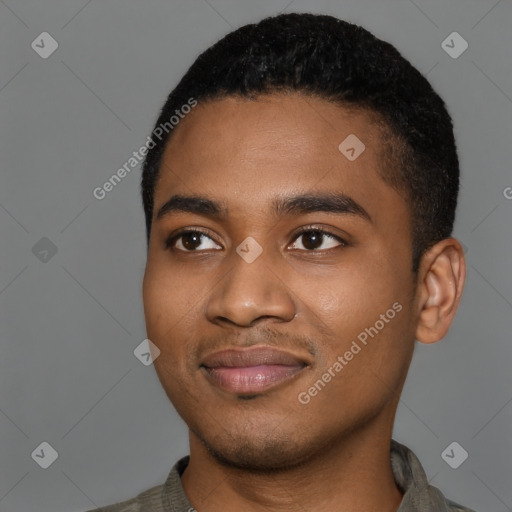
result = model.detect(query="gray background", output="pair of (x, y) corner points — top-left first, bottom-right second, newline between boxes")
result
(0, 0), (511, 511)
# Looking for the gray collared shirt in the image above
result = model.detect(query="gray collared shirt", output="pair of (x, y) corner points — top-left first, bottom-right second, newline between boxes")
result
(87, 439), (477, 511)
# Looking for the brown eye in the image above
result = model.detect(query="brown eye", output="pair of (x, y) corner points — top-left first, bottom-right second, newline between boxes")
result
(290, 229), (345, 251)
(165, 230), (221, 252)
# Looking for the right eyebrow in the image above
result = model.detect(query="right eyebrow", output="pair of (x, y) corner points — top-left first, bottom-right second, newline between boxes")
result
(156, 195), (228, 222)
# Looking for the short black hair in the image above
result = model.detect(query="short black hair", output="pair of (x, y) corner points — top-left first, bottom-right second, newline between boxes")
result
(141, 12), (459, 273)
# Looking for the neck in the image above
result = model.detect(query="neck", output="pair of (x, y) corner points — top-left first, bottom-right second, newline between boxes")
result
(181, 406), (403, 512)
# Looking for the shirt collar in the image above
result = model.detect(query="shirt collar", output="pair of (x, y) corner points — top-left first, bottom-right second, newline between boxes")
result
(162, 439), (451, 512)
(391, 439), (451, 511)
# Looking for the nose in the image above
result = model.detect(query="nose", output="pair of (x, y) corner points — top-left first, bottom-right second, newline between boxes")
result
(205, 246), (296, 327)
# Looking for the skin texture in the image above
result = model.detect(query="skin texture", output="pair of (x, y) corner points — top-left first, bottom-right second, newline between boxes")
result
(142, 93), (466, 512)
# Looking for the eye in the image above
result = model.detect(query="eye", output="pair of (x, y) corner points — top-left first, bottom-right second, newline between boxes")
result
(165, 229), (221, 252)
(289, 227), (346, 251)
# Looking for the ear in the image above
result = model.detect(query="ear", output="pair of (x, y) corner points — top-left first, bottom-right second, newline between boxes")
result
(415, 238), (466, 344)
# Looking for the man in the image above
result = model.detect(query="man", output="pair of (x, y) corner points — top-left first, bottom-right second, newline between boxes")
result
(89, 12), (475, 512)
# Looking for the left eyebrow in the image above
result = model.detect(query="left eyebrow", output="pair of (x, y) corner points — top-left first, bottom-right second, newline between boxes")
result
(155, 192), (372, 223)
(272, 192), (372, 223)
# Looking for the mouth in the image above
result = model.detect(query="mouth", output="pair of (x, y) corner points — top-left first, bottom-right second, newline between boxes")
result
(200, 346), (308, 395)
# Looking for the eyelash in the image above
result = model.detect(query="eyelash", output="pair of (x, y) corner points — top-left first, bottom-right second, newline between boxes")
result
(164, 225), (347, 252)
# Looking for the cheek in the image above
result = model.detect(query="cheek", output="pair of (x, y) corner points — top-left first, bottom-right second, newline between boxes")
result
(143, 263), (207, 378)
(142, 264), (190, 353)
(143, 257), (200, 323)
(311, 290), (342, 319)
(142, 268), (168, 332)
(298, 260), (412, 367)
(299, 260), (394, 324)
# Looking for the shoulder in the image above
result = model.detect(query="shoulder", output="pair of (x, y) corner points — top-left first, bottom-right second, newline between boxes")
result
(83, 456), (191, 512)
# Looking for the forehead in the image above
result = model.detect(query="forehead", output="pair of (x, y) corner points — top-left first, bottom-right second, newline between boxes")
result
(153, 93), (401, 220)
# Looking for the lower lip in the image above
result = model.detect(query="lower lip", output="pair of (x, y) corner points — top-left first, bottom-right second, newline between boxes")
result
(203, 364), (305, 394)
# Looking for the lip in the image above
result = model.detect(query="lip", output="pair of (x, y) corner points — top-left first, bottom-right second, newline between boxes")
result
(201, 347), (308, 395)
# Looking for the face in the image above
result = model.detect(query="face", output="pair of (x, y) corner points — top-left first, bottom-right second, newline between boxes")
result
(142, 93), (419, 471)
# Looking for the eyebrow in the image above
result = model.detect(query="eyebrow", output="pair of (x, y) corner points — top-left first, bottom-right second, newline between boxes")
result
(156, 192), (372, 223)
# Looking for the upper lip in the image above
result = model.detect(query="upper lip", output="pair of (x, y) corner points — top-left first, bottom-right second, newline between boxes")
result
(201, 346), (308, 368)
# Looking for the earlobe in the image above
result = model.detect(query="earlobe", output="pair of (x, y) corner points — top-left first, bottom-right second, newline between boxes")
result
(415, 238), (466, 344)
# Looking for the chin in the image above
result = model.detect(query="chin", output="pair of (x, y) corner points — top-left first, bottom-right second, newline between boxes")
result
(191, 423), (324, 473)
